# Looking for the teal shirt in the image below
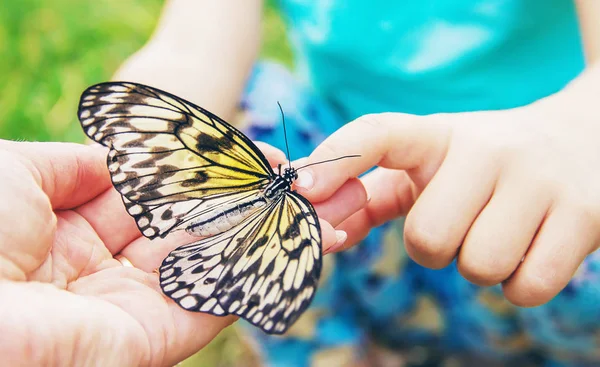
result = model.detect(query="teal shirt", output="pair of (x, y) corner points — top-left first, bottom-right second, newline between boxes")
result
(278, 0), (585, 120)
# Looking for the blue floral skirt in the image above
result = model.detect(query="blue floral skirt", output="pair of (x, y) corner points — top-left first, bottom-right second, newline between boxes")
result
(233, 61), (600, 367)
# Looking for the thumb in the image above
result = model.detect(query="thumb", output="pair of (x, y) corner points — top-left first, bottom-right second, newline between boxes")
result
(295, 113), (452, 202)
(0, 140), (112, 209)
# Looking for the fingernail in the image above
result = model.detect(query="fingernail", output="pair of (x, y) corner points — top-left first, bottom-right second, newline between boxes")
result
(324, 230), (347, 255)
(358, 177), (370, 203)
(295, 169), (314, 191)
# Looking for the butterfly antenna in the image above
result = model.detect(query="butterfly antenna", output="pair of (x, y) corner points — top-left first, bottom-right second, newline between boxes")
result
(277, 101), (292, 170)
(296, 154), (361, 170)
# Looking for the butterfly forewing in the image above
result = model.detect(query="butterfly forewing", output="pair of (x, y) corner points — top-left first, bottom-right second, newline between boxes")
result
(78, 82), (274, 238)
(159, 191), (322, 334)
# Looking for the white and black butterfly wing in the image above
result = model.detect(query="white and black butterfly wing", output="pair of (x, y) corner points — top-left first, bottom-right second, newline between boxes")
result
(78, 81), (325, 334)
(159, 192), (322, 334)
(78, 82), (275, 238)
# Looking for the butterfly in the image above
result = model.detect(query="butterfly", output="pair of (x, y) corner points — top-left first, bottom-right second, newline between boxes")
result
(77, 81), (357, 334)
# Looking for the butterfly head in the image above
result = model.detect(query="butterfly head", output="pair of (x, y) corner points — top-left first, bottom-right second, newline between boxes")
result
(265, 166), (297, 199)
(283, 167), (298, 183)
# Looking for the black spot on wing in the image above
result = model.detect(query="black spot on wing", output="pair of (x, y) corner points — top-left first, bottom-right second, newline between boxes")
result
(191, 264), (204, 274)
(203, 277), (217, 285)
(161, 208), (173, 220)
(189, 253), (204, 261)
(130, 156), (166, 170)
(287, 239), (314, 258)
(282, 220), (301, 240)
(247, 235), (269, 257)
(120, 133), (159, 148)
(247, 294), (260, 309)
(195, 132), (234, 153)
(181, 171), (209, 187)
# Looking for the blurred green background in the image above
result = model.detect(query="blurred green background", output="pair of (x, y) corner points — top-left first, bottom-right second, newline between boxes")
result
(0, 1), (291, 366)
(0, 0), (292, 143)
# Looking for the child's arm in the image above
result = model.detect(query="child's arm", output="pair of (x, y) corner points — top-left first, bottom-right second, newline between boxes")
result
(294, 5), (600, 307)
(577, 0), (600, 63)
(112, 0), (263, 120)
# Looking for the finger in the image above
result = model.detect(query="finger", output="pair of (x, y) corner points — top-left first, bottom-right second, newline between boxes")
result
(320, 218), (347, 254)
(312, 178), (367, 227)
(457, 174), (552, 286)
(502, 204), (600, 307)
(294, 113), (451, 202)
(75, 188), (141, 255)
(119, 231), (196, 272)
(330, 168), (416, 251)
(254, 141), (287, 166)
(291, 156), (367, 227)
(0, 141), (112, 209)
(0, 151), (57, 279)
(163, 299), (237, 366)
(404, 142), (498, 269)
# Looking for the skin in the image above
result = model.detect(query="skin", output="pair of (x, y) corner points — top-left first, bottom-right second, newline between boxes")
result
(113, 0), (264, 121)
(3, 1), (596, 366)
(0, 2), (363, 364)
(0, 140), (364, 366)
(295, 2), (600, 308)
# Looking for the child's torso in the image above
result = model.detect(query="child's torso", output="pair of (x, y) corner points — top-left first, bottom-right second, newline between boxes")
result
(278, 0), (585, 120)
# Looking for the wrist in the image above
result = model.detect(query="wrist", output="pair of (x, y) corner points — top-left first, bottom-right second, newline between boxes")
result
(533, 63), (600, 124)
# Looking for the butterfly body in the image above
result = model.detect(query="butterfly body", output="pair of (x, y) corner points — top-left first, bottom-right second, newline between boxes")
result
(186, 167), (297, 236)
(264, 166), (298, 198)
(185, 195), (268, 236)
(78, 82), (322, 334)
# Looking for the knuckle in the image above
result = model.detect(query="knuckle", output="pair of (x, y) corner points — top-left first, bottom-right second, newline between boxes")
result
(571, 196), (600, 227)
(353, 113), (393, 141)
(318, 139), (343, 159)
(455, 123), (527, 163)
(355, 113), (388, 129)
(404, 220), (454, 268)
(25, 182), (56, 238)
(457, 252), (515, 286)
(504, 271), (560, 307)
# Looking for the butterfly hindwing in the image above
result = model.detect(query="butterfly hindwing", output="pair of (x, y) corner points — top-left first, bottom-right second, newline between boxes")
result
(159, 191), (322, 334)
(78, 82), (274, 238)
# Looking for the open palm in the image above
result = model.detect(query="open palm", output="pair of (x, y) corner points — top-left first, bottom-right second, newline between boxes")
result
(0, 140), (365, 366)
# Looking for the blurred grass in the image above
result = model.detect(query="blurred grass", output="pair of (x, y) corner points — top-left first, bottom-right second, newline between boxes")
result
(0, 1), (291, 366)
(0, 0), (292, 143)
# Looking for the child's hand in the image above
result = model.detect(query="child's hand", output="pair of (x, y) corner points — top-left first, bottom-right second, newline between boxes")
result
(295, 66), (600, 307)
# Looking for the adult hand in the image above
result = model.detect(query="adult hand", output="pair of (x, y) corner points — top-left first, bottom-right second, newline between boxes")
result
(0, 139), (364, 366)
(295, 65), (600, 308)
